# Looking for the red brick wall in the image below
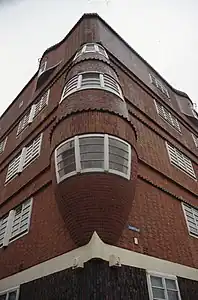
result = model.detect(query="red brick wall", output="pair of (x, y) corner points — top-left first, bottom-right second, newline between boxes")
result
(130, 111), (197, 195)
(118, 175), (198, 269)
(0, 184), (75, 280)
(67, 60), (117, 80)
(50, 111), (137, 246)
(0, 14), (198, 281)
(0, 15), (100, 163)
(116, 63), (198, 157)
(50, 111), (136, 153)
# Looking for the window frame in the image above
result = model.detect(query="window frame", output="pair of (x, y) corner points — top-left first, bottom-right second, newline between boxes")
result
(149, 74), (170, 98)
(55, 134), (131, 183)
(0, 137), (7, 154)
(0, 286), (20, 300)
(147, 271), (181, 300)
(32, 89), (50, 119)
(192, 133), (198, 147)
(182, 203), (198, 239)
(17, 90), (50, 137)
(73, 43), (108, 60)
(0, 198), (33, 248)
(154, 100), (181, 133)
(165, 142), (196, 179)
(0, 287), (20, 300)
(60, 71), (123, 102)
(38, 60), (47, 77)
(5, 133), (43, 183)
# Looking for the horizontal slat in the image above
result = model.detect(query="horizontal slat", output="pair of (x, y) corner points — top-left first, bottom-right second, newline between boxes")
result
(167, 143), (195, 178)
(23, 134), (42, 169)
(10, 199), (32, 240)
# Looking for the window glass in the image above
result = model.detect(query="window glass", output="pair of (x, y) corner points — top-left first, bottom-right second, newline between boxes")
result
(79, 136), (104, 169)
(57, 140), (76, 177)
(56, 134), (131, 183)
(149, 275), (181, 300)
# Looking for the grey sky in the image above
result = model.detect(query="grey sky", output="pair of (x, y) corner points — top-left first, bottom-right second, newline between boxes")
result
(0, 0), (198, 116)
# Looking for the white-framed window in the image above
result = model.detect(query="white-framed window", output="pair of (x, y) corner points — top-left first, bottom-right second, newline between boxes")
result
(182, 203), (198, 237)
(17, 90), (50, 136)
(0, 198), (32, 248)
(55, 134), (131, 183)
(38, 60), (47, 77)
(149, 74), (170, 98)
(192, 133), (198, 147)
(32, 89), (50, 119)
(5, 133), (43, 183)
(74, 43), (108, 60)
(0, 215), (9, 247)
(22, 134), (43, 169)
(154, 100), (181, 132)
(147, 272), (181, 300)
(0, 287), (20, 300)
(0, 137), (7, 154)
(19, 100), (23, 108)
(60, 72), (123, 102)
(166, 142), (196, 179)
(17, 110), (32, 135)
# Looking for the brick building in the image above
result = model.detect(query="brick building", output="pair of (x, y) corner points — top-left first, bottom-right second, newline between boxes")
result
(0, 13), (197, 299)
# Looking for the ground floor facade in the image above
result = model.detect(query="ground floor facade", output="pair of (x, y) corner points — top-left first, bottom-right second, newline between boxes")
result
(1, 233), (198, 299)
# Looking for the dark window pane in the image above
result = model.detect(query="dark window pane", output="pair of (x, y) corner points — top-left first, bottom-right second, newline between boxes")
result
(58, 163), (76, 177)
(8, 291), (17, 300)
(80, 144), (104, 153)
(167, 290), (179, 300)
(109, 138), (128, 152)
(81, 152), (104, 161)
(57, 140), (76, 177)
(81, 73), (100, 87)
(109, 153), (128, 167)
(85, 44), (95, 51)
(109, 145), (128, 158)
(81, 160), (103, 169)
(79, 137), (103, 145)
(152, 287), (165, 299)
(165, 279), (177, 290)
(151, 276), (163, 288)
(57, 140), (74, 155)
(109, 162), (128, 174)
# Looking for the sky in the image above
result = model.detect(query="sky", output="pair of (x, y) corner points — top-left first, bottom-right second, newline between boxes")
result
(0, 0), (198, 116)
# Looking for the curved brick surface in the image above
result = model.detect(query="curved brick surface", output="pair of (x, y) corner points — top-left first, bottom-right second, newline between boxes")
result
(50, 111), (137, 153)
(50, 111), (138, 246)
(66, 60), (118, 81)
(73, 52), (110, 66)
(58, 89), (128, 120)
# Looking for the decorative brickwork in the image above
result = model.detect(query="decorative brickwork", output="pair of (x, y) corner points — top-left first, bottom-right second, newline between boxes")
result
(50, 111), (138, 246)
(19, 260), (150, 300)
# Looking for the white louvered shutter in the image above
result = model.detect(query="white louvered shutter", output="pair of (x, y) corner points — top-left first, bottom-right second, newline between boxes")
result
(0, 138), (7, 154)
(17, 112), (30, 135)
(0, 215), (8, 247)
(155, 101), (181, 132)
(61, 75), (78, 100)
(150, 74), (169, 98)
(23, 134), (43, 169)
(81, 73), (101, 87)
(5, 153), (22, 182)
(103, 74), (121, 96)
(10, 199), (32, 241)
(38, 60), (47, 76)
(183, 204), (198, 236)
(166, 143), (196, 178)
(33, 90), (50, 118)
(192, 134), (198, 147)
